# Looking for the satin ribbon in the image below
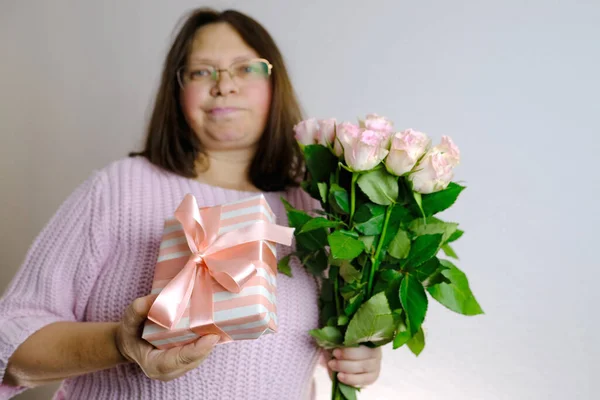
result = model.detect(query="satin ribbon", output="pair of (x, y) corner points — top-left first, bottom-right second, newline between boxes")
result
(147, 194), (294, 342)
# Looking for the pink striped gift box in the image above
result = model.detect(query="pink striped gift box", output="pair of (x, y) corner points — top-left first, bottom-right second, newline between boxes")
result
(142, 194), (285, 350)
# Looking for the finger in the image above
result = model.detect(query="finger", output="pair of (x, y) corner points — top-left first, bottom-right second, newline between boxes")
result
(123, 294), (159, 332)
(154, 335), (218, 375)
(338, 372), (379, 387)
(319, 349), (333, 368)
(174, 334), (220, 366)
(328, 358), (379, 375)
(133, 294), (159, 317)
(333, 345), (381, 361)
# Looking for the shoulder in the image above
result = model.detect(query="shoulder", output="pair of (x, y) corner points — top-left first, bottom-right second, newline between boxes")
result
(82, 156), (182, 209)
(98, 156), (170, 182)
(91, 156), (180, 192)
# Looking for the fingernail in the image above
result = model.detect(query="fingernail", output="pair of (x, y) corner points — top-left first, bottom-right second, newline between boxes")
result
(328, 360), (336, 369)
(338, 373), (345, 381)
(208, 335), (220, 345)
(333, 349), (341, 358)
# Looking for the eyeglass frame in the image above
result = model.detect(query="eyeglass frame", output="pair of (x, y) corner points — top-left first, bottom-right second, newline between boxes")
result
(176, 58), (273, 89)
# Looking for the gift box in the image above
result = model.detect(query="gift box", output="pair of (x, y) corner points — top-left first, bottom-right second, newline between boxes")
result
(142, 194), (294, 349)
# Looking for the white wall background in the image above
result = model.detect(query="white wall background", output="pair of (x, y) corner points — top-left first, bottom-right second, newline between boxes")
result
(1, 1), (598, 399)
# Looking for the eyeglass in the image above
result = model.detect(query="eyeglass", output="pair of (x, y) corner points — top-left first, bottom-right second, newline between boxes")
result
(177, 58), (273, 88)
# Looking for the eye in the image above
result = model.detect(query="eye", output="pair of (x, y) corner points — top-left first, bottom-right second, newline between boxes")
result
(234, 61), (269, 78)
(188, 67), (213, 79)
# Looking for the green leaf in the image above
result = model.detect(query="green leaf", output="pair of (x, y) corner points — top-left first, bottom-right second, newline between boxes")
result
(393, 317), (411, 349)
(354, 203), (385, 222)
(339, 229), (359, 239)
(357, 169), (399, 206)
(301, 180), (323, 203)
(277, 254), (293, 277)
(304, 249), (329, 276)
(304, 144), (338, 183)
(447, 229), (464, 243)
(328, 252), (344, 267)
(412, 191), (426, 219)
(299, 217), (342, 233)
(421, 182), (466, 216)
(329, 184), (350, 215)
(356, 253), (369, 268)
(441, 244), (459, 259)
(309, 326), (343, 349)
(381, 269), (401, 282)
(409, 219), (458, 243)
(412, 257), (442, 281)
(388, 229), (411, 259)
(358, 236), (375, 252)
(407, 326), (425, 356)
(378, 205), (413, 253)
(340, 281), (367, 300)
(320, 302), (337, 327)
(427, 260), (484, 315)
(344, 292), (396, 346)
(425, 270), (452, 287)
(296, 232), (327, 252)
(353, 203), (386, 235)
(406, 234), (444, 268)
(317, 182), (328, 203)
(389, 204), (413, 225)
(383, 270), (403, 311)
(400, 275), (428, 335)
(340, 262), (362, 283)
(339, 383), (358, 400)
(344, 292), (365, 316)
(338, 315), (349, 326)
(328, 231), (365, 260)
(281, 198), (311, 229)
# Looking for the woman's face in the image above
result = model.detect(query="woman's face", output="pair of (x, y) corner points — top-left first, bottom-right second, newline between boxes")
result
(179, 23), (272, 153)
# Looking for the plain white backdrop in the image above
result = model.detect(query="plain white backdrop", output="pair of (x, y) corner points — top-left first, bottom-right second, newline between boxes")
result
(1, 1), (598, 399)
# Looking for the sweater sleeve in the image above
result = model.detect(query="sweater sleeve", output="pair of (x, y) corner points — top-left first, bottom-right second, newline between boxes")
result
(0, 170), (109, 397)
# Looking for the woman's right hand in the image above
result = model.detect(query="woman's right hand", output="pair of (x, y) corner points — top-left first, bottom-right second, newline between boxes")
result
(115, 295), (220, 382)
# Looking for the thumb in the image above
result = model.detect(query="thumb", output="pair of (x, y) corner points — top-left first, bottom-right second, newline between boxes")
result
(123, 294), (158, 332)
(176, 334), (220, 365)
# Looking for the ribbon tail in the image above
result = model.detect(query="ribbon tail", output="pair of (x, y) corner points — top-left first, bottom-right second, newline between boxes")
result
(147, 260), (196, 330)
(206, 221), (295, 257)
(189, 267), (233, 344)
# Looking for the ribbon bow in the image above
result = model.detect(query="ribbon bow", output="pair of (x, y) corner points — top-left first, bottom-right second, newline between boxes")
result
(147, 194), (294, 342)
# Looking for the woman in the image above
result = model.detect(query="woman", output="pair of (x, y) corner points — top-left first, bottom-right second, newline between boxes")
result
(0, 8), (382, 399)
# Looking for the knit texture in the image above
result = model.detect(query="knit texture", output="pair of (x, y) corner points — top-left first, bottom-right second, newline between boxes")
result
(0, 157), (322, 400)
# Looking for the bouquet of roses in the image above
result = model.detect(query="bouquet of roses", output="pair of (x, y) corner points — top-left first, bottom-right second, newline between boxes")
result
(279, 114), (483, 400)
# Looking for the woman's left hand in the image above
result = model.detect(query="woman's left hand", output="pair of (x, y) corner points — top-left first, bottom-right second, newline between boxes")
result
(326, 345), (382, 387)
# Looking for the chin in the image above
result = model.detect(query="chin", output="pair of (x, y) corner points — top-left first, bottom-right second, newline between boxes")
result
(208, 132), (259, 149)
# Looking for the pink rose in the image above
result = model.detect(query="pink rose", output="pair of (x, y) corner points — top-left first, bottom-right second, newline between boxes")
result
(317, 118), (337, 147)
(437, 135), (460, 166)
(361, 114), (394, 134)
(294, 118), (338, 148)
(334, 122), (361, 157)
(385, 129), (431, 176)
(409, 137), (461, 194)
(339, 128), (389, 171)
(294, 118), (320, 146)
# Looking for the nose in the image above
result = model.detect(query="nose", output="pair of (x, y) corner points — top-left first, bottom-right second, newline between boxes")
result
(211, 69), (238, 97)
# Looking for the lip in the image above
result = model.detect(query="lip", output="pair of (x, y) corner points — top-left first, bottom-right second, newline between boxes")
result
(208, 107), (242, 116)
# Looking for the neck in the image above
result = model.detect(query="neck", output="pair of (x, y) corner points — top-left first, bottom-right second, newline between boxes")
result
(195, 148), (260, 192)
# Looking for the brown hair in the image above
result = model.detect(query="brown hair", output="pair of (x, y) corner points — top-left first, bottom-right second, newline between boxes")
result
(129, 8), (304, 191)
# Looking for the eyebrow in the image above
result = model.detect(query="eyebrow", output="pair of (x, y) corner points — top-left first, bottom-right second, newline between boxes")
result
(188, 55), (257, 64)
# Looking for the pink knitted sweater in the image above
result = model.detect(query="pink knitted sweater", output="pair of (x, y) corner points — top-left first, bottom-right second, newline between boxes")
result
(0, 157), (322, 400)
